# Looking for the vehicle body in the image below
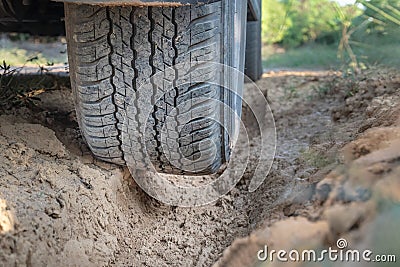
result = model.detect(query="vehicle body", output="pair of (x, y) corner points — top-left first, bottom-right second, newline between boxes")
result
(0, 0), (261, 37)
(0, 0), (262, 175)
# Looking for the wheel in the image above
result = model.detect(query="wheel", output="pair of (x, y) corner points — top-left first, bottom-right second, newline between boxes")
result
(244, 19), (262, 82)
(65, 1), (247, 174)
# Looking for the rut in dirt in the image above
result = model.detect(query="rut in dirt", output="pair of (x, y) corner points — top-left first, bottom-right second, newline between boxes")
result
(2, 69), (399, 266)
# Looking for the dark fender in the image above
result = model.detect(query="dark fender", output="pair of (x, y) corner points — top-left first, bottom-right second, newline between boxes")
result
(247, 0), (261, 21)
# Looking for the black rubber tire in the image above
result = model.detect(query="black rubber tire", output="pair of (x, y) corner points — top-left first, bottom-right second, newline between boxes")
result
(244, 20), (262, 82)
(65, 1), (247, 174)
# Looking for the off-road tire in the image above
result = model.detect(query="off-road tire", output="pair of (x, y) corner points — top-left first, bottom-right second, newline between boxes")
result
(244, 20), (262, 82)
(65, 1), (247, 174)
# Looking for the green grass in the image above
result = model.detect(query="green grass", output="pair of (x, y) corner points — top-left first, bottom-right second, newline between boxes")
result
(354, 43), (400, 68)
(263, 41), (400, 70)
(0, 35), (67, 67)
(0, 48), (52, 66)
(262, 44), (340, 70)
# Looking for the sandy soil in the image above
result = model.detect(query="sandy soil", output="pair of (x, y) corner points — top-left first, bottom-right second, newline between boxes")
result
(0, 68), (399, 266)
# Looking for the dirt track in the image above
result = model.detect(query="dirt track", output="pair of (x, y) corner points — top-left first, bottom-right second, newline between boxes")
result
(1, 69), (399, 266)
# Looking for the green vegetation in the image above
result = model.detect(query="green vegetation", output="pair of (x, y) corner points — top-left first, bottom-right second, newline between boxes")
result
(0, 48), (52, 66)
(263, 41), (400, 69)
(262, 0), (350, 48)
(0, 35), (67, 67)
(262, 0), (400, 70)
(263, 44), (340, 69)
